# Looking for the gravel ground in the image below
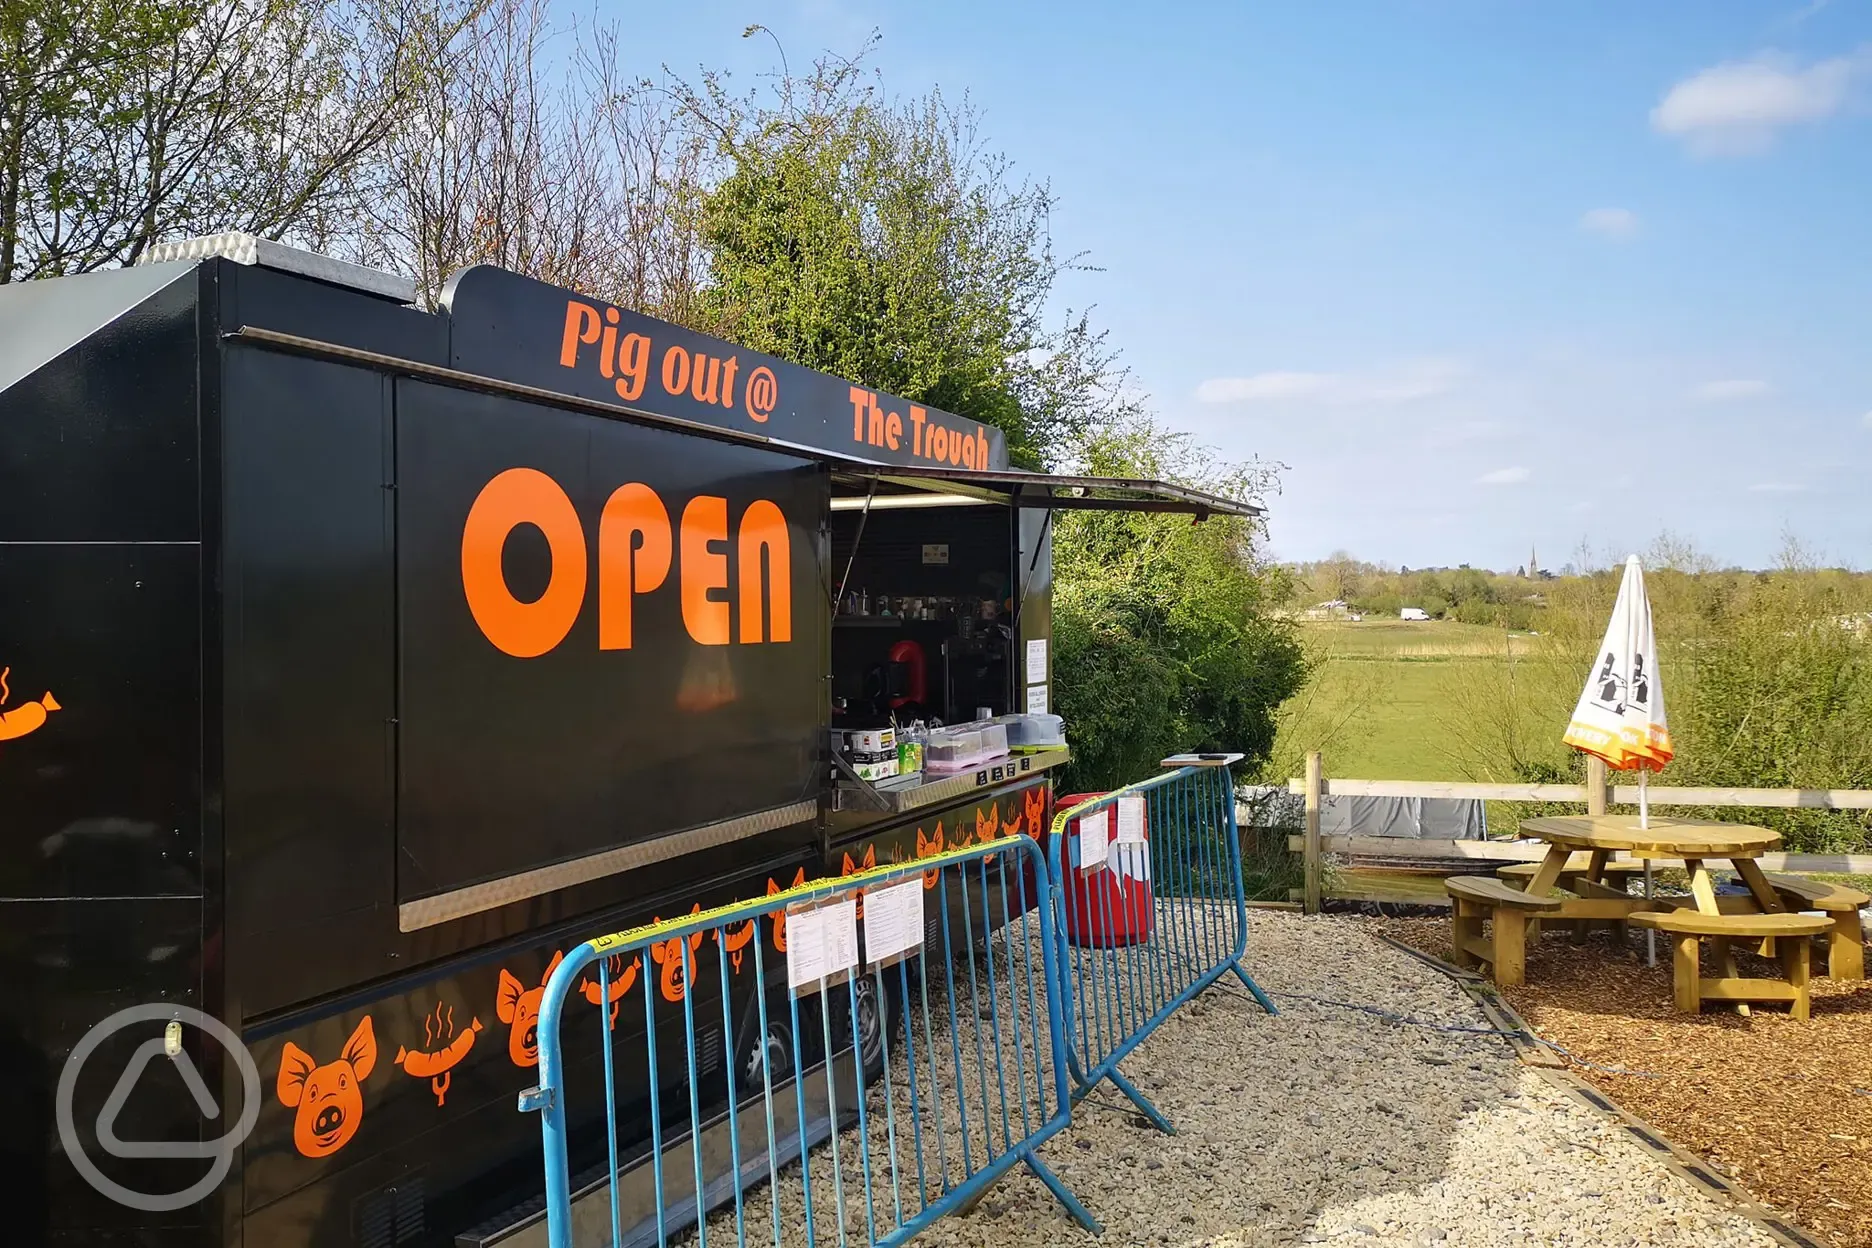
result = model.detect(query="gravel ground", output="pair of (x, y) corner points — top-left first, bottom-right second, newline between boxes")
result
(700, 911), (1782, 1248)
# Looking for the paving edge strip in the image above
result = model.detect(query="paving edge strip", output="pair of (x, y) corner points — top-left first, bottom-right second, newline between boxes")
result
(1372, 932), (1836, 1248)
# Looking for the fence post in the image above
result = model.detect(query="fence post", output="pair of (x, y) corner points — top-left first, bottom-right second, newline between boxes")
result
(1586, 755), (1608, 816)
(1303, 751), (1323, 914)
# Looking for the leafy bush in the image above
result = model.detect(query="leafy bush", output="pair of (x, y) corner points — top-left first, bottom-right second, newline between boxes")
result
(1052, 419), (1309, 794)
(1441, 546), (1872, 852)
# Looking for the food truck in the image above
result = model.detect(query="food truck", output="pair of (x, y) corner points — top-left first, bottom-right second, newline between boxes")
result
(0, 235), (1254, 1248)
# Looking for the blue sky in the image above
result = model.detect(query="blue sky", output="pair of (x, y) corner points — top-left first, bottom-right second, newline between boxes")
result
(607, 1), (1872, 571)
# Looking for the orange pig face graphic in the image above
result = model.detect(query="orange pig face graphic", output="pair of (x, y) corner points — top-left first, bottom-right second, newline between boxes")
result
(976, 804), (999, 844)
(1024, 787), (1047, 836)
(649, 906), (705, 1003)
(277, 1016), (378, 1158)
(917, 822), (945, 890)
(497, 951), (564, 1068)
(768, 868), (808, 952)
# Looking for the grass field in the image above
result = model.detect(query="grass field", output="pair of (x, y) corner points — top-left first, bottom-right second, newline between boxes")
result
(1277, 619), (1531, 780)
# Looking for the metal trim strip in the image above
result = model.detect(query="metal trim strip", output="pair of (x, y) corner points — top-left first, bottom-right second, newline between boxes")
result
(395, 799), (819, 932)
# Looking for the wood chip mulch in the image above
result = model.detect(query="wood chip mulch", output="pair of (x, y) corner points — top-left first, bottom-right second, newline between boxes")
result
(1376, 915), (1872, 1248)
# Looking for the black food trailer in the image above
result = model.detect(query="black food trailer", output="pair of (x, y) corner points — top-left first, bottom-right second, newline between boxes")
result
(0, 235), (1255, 1248)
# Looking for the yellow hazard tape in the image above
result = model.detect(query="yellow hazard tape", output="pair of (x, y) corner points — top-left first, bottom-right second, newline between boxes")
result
(584, 834), (1038, 956)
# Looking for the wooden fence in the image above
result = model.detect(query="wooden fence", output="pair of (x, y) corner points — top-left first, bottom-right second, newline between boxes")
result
(1281, 753), (1872, 913)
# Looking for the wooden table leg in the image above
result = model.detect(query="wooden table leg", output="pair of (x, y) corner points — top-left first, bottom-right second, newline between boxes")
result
(1732, 858), (1785, 912)
(1524, 845), (1571, 945)
(1493, 910), (1528, 988)
(1672, 933), (1701, 1013)
(1689, 860), (1749, 1015)
(1578, 848), (1614, 942)
(1686, 859), (1719, 913)
(1829, 911), (1866, 980)
(1731, 857), (1788, 958)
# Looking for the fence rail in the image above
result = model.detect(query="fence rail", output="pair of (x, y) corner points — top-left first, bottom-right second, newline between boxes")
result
(1285, 777), (1872, 809)
(518, 756), (1287, 1245)
(1046, 755), (1276, 1132)
(1286, 754), (1872, 911)
(522, 835), (1095, 1248)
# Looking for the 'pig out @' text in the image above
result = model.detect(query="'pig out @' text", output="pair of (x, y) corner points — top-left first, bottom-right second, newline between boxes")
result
(559, 300), (778, 425)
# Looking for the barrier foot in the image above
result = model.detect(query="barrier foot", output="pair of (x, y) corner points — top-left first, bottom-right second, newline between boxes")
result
(1231, 961), (1279, 1015)
(1023, 1150), (1102, 1234)
(1106, 1067), (1175, 1134)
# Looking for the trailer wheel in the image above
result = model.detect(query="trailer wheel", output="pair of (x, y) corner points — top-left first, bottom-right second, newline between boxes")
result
(834, 974), (893, 1085)
(734, 994), (796, 1092)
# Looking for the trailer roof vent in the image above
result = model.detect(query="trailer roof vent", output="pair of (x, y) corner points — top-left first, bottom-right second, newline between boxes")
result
(138, 232), (416, 305)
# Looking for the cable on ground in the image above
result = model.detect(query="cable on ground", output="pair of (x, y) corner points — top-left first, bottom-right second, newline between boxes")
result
(1210, 981), (1666, 1079)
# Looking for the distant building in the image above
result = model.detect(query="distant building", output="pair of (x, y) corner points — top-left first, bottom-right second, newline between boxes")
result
(1300, 599), (1354, 621)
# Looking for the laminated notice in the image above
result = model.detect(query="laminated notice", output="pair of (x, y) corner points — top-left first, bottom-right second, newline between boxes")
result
(1026, 684), (1049, 715)
(787, 897), (860, 992)
(863, 878), (926, 966)
(1025, 639), (1048, 684)
(1116, 795), (1146, 844)
(1078, 807), (1110, 875)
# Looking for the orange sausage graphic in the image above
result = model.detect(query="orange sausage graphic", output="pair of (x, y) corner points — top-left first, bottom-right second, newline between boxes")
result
(0, 666), (59, 743)
(579, 954), (640, 1028)
(396, 1019), (481, 1079)
(716, 919), (755, 973)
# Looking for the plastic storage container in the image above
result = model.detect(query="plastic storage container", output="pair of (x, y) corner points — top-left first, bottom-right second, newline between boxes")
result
(995, 713), (1065, 749)
(1050, 793), (1155, 948)
(974, 721), (1009, 760)
(924, 726), (986, 773)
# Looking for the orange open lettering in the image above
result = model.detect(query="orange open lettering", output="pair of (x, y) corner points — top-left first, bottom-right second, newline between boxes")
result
(461, 471), (794, 657)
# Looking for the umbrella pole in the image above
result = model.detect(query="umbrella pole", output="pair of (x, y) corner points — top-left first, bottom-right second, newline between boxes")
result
(1640, 768), (1656, 967)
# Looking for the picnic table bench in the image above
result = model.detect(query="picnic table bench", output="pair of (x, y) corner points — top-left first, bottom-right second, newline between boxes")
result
(1445, 875), (1560, 987)
(1759, 873), (1868, 980)
(1629, 910), (1834, 1019)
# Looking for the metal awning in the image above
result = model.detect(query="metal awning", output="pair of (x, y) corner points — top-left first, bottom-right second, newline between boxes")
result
(830, 464), (1262, 518)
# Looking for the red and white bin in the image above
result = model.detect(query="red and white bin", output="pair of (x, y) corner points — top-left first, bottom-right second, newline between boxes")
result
(1051, 792), (1155, 948)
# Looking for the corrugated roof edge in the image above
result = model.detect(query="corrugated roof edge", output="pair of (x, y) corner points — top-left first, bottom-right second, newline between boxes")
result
(137, 232), (416, 305)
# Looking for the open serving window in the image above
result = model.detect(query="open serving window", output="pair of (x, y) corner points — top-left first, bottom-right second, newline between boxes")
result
(823, 461), (1260, 815)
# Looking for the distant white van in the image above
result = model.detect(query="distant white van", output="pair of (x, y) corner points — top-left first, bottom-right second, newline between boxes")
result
(1399, 607), (1431, 621)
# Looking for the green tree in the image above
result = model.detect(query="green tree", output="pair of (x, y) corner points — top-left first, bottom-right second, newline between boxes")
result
(0, 0), (467, 282)
(1052, 418), (1308, 792)
(681, 37), (1126, 466)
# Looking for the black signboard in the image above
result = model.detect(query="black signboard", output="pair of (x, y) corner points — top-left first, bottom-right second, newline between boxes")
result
(394, 378), (825, 902)
(441, 265), (1009, 472)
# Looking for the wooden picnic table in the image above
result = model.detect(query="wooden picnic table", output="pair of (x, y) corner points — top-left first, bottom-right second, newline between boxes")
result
(1516, 814), (1785, 917)
(1517, 815), (1789, 1011)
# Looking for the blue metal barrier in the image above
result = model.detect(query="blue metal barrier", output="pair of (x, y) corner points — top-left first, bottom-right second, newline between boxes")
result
(1045, 754), (1276, 1133)
(520, 835), (1096, 1248)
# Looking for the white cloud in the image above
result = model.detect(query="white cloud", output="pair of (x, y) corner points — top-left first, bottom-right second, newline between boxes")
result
(1862, 409), (1872, 428)
(1747, 481), (1807, 493)
(1652, 49), (1869, 156)
(1477, 466), (1530, 485)
(1195, 358), (1462, 406)
(1692, 378), (1771, 402)
(1579, 208), (1640, 239)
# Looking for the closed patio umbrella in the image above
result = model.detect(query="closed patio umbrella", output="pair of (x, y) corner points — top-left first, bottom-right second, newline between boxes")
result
(1563, 555), (1673, 962)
